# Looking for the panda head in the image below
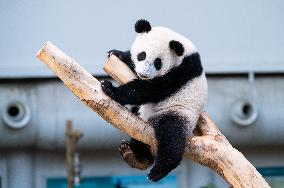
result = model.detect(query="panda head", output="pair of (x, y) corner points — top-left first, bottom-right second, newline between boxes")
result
(131, 19), (197, 80)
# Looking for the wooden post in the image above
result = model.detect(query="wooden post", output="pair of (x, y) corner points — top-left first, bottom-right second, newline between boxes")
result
(66, 120), (74, 188)
(37, 42), (270, 188)
(65, 120), (82, 188)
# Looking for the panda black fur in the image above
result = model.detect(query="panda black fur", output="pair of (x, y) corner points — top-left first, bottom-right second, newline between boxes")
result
(101, 19), (207, 182)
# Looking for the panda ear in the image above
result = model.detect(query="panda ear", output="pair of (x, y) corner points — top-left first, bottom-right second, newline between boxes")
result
(169, 40), (184, 56)
(135, 19), (151, 33)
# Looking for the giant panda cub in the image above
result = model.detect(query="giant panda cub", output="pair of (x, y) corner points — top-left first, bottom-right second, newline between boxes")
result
(101, 19), (207, 182)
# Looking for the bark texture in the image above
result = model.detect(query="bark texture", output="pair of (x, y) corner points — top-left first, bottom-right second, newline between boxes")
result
(36, 41), (270, 188)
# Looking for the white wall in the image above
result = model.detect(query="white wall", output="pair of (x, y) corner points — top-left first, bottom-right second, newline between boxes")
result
(0, 0), (284, 78)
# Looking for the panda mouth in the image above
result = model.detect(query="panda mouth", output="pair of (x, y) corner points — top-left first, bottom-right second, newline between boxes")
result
(138, 74), (149, 79)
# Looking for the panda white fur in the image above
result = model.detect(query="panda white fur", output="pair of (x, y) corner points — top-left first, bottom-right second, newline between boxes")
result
(101, 19), (207, 182)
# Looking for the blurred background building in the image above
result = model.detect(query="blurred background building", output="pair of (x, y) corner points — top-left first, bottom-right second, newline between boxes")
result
(0, 0), (284, 187)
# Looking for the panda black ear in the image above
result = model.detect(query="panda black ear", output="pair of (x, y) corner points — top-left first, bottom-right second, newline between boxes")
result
(169, 40), (184, 56)
(135, 19), (151, 33)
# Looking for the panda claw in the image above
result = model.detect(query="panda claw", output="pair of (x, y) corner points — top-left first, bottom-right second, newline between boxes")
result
(107, 50), (116, 58)
(147, 165), (170, 182)
(107, 50), (124, 60)
(106, 51), (114, 58)
(101, 80), (112, 87)
(101, 80), (116, 98)
(147, 172), (164, 182)
(120, 140), (130, 149)
(119, 140), (132, 156)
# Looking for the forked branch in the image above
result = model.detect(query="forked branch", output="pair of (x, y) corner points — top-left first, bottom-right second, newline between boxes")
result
(36, 42), (270, 188)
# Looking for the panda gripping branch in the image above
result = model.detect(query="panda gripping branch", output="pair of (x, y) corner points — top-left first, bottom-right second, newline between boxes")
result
(101, 19), (208, 182)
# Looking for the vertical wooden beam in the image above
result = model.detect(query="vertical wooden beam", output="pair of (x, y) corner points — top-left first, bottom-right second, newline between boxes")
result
(66, 120), (74, 188)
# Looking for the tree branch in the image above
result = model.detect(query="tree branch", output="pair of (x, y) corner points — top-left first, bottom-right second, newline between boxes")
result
(36, 41), (270, 188)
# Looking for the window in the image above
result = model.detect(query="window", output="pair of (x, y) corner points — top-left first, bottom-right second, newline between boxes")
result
(47, 175), (176, 188)
(258, 167), (284, 188)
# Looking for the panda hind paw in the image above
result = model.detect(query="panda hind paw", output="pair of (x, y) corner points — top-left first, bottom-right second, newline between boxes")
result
(119, 140), (131, 154)
(147, 166), (169, 182)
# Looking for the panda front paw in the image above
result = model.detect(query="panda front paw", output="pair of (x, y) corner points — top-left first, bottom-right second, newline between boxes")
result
(107, 49), (124, 60)
(101, 80), (118, 101)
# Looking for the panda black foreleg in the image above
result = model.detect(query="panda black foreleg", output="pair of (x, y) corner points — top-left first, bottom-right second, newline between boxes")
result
(148, 114), (187, 182)
(119, 138), (154, 170)
(101, 79), (149, 105)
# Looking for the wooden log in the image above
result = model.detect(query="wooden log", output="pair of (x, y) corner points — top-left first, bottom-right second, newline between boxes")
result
(36, 41), (270, 188)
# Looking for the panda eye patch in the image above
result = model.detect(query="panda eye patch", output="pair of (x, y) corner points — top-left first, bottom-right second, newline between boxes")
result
(154, 58), (162, 70)
(137, 51), (146, 61)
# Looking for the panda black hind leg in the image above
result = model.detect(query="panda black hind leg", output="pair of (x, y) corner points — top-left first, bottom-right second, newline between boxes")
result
(148, 114), (187, 182)
(119, 138), (154, 170)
